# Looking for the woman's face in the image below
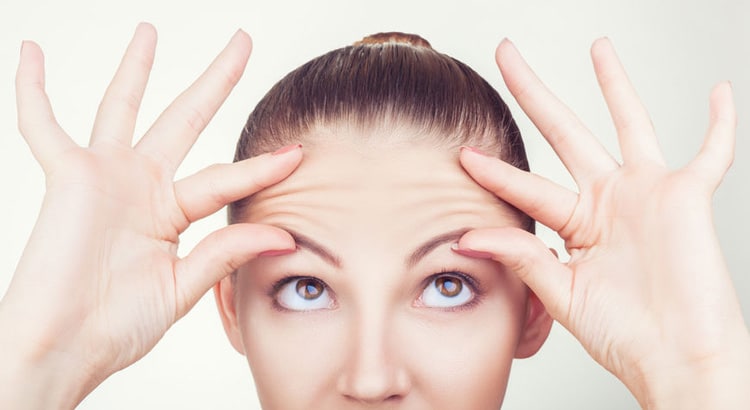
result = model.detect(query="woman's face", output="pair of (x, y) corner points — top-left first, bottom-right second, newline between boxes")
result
(216, 133), (551, 409)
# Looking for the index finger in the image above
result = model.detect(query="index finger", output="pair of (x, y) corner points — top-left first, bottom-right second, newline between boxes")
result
(174, 144), (303, 223)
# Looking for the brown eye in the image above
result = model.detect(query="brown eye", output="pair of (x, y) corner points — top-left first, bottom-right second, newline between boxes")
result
(295, 278), (324, 300)
(275, 277), (334, 311)
(435, 276), (462, 297)
(420, 273), (474, 308)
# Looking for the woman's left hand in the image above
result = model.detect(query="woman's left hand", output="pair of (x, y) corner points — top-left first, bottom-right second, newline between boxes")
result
(455, 38), (750, 409)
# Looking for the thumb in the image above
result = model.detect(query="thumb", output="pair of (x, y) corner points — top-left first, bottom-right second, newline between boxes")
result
(174, 223), (295, 318)
(455, 227), (573, 322)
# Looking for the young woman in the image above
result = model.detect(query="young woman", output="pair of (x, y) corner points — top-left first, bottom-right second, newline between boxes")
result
(1, 23), (748, 409)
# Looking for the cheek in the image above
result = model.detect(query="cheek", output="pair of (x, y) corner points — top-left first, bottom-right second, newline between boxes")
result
(232, 269), (526, 408)
(234, 286), (347, 407)
(402, 290), (525, 406)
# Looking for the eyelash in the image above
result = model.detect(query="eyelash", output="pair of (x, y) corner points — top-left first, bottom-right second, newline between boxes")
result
(267, 269), (484, 313)
(267, 275), (334, 313)
(419, 269), (484, 312)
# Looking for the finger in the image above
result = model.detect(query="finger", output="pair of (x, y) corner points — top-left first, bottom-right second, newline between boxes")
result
(173, 223), (296, 319)
(15, 41), (76, 170)
(453, 227), (573, 323)
(174, 144), (303, 222)
(687, 82), (736, 190)
(136, 30), (252, 173)
(590, 38), (664, 166)
(90, 22), (157, 146)
(460, 147), (578, 232)
(496, 39), (619, 183)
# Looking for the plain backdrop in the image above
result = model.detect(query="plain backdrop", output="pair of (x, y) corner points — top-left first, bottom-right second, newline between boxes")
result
(0, 0), (747, 409)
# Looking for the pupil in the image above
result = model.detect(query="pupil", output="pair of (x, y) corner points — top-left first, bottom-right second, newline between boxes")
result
(436, 276), (462, 297)
(296, 279), (323, 300)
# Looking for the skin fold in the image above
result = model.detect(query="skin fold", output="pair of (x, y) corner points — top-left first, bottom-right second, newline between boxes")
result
(1, 23), (748, 410)
(216, 138), (551, 408)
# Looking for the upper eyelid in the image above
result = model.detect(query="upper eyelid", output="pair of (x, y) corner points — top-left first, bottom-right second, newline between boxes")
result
(267, 275), (321, 298)
(424, 270), (481, 290)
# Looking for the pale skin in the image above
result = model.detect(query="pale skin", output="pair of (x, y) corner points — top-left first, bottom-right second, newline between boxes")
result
(215, 140), (552, 408)
(0, 22), (748, 409)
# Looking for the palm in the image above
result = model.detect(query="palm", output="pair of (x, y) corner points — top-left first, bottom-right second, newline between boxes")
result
(563, 166), (732, 375)
(39, 145), (185, 367)
(3, 24), (301, 387)
(459, 38), (746, 396)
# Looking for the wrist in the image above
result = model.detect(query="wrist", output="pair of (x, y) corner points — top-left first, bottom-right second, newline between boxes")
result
(628, 334), (750, 410)
(0, 308), (98, 409)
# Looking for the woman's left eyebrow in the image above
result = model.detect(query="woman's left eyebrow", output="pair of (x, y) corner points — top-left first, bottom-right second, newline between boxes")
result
(406, 227), (472, 268)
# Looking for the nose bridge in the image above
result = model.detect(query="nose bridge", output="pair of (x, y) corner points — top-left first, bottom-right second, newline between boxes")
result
(337, 297), (411, 403)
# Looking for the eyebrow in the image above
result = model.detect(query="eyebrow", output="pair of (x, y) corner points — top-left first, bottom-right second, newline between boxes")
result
(284, 227), (471, 269)
(405, 227), (472, 268)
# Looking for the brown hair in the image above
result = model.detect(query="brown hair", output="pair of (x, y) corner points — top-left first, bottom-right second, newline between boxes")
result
(231, 32), (533, 232)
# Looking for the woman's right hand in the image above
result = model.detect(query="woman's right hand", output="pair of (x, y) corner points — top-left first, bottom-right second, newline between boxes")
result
(0, 23), (302, 409)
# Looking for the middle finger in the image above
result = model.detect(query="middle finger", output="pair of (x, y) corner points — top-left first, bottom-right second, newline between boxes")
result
(136, 30), (252, 173)
(496, 39), (619, 185)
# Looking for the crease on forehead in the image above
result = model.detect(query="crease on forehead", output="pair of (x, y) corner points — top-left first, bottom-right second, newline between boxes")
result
(241, 135), (522, 238)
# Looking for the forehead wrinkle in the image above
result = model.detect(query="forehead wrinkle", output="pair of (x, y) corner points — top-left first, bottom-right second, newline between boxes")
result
(239, 143), (523, 260)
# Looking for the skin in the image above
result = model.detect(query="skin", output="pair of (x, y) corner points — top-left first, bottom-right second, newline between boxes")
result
(1, 23), (749, 410)
(215, 137), (552, 409)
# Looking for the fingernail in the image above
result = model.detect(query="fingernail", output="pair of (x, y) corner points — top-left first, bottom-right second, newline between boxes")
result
(258, 248), (296, 257)
(20, 40), (26, 55)
(272, 143), (302, 156)
(451, 243), (493, 259)
(460, 146), (490, 157)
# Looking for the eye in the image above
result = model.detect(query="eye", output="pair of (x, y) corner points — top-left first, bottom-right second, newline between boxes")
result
(419, 273), (474, 308)
(274, 277), (335, 311)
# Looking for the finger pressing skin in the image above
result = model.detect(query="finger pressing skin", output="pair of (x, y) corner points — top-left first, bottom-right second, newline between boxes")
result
(590, 38), (663, 166)
(174, 145), (303, 223)
(688, 82), (736, 191)
(496, 39), (619, 183)
(454, 227), (573, 323)
(15, 41), (76, 171)
(136, 29), (253, 173)
(459, 147), (578, 232)
(173, 223), (296, 320)
(90, 22), (157, 146)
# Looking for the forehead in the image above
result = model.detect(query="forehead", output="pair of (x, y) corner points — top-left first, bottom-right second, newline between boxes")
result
(242, 137), (519, 249)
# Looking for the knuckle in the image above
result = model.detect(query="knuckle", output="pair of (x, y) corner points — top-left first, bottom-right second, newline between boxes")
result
(177, 103), (208, 134)
(205, 172), (231, 205)
(214, 61), (243, 90)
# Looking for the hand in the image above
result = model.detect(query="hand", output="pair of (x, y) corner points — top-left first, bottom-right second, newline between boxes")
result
(455, 38), (750, 408)
(0, 24), (302, 408)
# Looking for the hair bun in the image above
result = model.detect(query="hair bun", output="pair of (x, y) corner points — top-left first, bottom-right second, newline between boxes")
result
(354, 32), (432, 49)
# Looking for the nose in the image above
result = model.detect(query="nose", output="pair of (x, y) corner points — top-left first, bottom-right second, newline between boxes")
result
(337, 310), (411, 404)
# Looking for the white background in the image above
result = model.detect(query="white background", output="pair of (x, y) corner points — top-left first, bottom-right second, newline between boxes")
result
(0, 0), (747, 408)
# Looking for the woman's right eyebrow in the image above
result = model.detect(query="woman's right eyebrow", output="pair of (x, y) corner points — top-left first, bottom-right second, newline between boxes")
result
(284, 228), (342, 268)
